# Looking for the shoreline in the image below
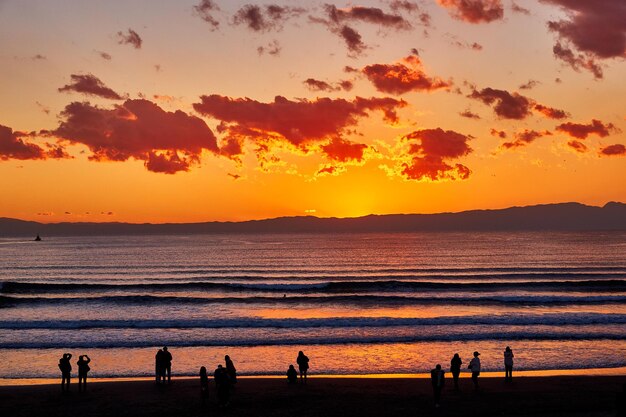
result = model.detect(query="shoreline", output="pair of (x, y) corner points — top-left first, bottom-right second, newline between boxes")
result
(2, 366), (625, 386)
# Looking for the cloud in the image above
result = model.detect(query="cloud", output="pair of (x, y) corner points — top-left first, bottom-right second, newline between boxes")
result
(599, 143), (626, 156)
(52, 99), (219, 173)
(501, 129), (552, 149)
(0, 125), (69, 161)
(437, 0), (504, 23)
(567, 140), (587, 152)
(555, 119), (618, 139)
(540, 0), (625, 78)
(362, 55), (451, 95)
(31, 54), (46, 60)
(58, 74), (124, 100)
(321, 138), (368, 162)
(490, 128), (507, 138)
(388, 128), (473, 181)
(303, 78), (353, 92)
(233, 4), (304, 32)
(533, 103), (569, 119)
(117, 29), (142, 49)
(193, 95), (407, 149)
(257, 40), (282, 56)
(459, 109), (481, 119)
(193, 0), (220, 30)
(511, 2), (530, 15)
(388, 0), (432, 27)
(96, 51), (112, 60)
(519, 79), (540, 90)
(468, 87), (532, 119)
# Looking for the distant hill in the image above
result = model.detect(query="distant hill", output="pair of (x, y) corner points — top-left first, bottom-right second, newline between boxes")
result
(1, 202), (625, 236)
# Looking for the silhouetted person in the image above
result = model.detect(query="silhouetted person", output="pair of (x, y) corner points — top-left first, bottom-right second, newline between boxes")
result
(468, 351), (481, 389)
(200, 366), (209, 407)
(450, 353), (462, 390)
(430, 364), (445, 408)
(58, 353), (72, 392)
(214, 364), (231, 407)
(504, 346), (514, 382)
(287, 365), (298, 385)
(155, 349), (164, 384)
(225, 355), (237, 385)
(162, 346), (172, 383)
(296, 351), (309, 384)
(77, 355), (91, 392)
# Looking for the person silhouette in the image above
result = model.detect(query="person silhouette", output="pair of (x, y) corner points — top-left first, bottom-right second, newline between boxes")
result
(296, 351), (309, 384)
(450, 353), (462, 390)
(214, 364), (231, 407)
(468, 351), (481, 389)
(200, 366), (209, 407)
(162, 346), (172, 384)
(287, 364), (298, 385)
(430, 364), (445, 407)
(225, 355), (237, 385)
(155, 349), (164, 384)
(77, 355), (91, 392)
(504, 346), (514, 382)
(58, 353), (72, 392)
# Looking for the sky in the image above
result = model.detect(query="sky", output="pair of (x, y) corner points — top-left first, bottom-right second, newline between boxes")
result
(0, 0), (624, 223)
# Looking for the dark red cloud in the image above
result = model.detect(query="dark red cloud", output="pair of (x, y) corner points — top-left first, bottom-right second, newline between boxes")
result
(599, 143), (626, 156)
(437, 0), (504, 23)
(533, 103), (569, 119)
(97, 51), (112, 60)
(303, 78), (353, 92)
(117, 29), (142, 49)
(257, 40), (282, 56)
(58, 74), (124, 100)
(338, 25), (366, 55)
(399, 128), (472, 181)
(193, 95), (406, 147)
(459, 109), (481, 119)
(468, 88), (532, 119)
(362, 55), (451, 95)
(233, 4), (304, 32)
(388, 0), (432, 27)
(567, 140), (587, 152)
(321, 138), (368, 162)
(193, 0), (220, 30)
(556, 119), (617, 139)
(317, 165), (337, 175)
(501, 129), (552, 149)
(540, 0), (625, 78)
(52, 99), (218, 173)
(490, 128), (507, 138)
(325, 4), (411, 30)
(0, 125), (68, 161)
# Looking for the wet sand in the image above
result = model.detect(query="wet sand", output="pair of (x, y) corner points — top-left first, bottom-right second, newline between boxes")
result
(1, 375), (624, 417)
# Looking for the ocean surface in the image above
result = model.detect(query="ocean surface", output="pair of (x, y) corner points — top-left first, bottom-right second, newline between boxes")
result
(1, 232), (625, 380)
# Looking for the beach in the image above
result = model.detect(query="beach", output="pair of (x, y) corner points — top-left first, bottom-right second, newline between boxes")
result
(1, 375), (625, 417)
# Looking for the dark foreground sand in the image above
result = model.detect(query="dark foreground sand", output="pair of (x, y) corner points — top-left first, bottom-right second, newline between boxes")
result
(1, 376), (625, 417)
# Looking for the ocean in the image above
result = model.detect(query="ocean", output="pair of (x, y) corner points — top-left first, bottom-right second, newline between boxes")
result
(1, 232), (625, 381)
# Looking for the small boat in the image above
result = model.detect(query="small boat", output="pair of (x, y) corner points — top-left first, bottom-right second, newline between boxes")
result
(34, 234), (42, 241)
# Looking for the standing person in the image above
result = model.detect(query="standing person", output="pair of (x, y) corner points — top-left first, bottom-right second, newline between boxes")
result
(200, 366), (209, 407)
(58, 353), (72, 392)
(296, 351), (309, 384)
(77, 355), (91, 392)
(155, 349), (164, 384)
(287, 365), (298, 385)
(214, 364), (231, 407)
(504, 346), (514, 382)
(450, 353), (462, 390)
(162, 346), (172, 384)
(225, 355), (237, 385)
(430, 364), (445, 408)
(468, 351), (481, 390)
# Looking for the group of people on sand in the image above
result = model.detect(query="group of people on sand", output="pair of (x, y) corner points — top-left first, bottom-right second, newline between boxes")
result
(431, 347), (514, 407)
(58, 353), (91, 392)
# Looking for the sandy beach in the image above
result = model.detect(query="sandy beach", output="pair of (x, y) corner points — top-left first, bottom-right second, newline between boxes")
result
(1, 375), (625, 417)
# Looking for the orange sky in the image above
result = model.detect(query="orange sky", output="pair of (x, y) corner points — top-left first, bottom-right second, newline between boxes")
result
(0, 0), (624, 223)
